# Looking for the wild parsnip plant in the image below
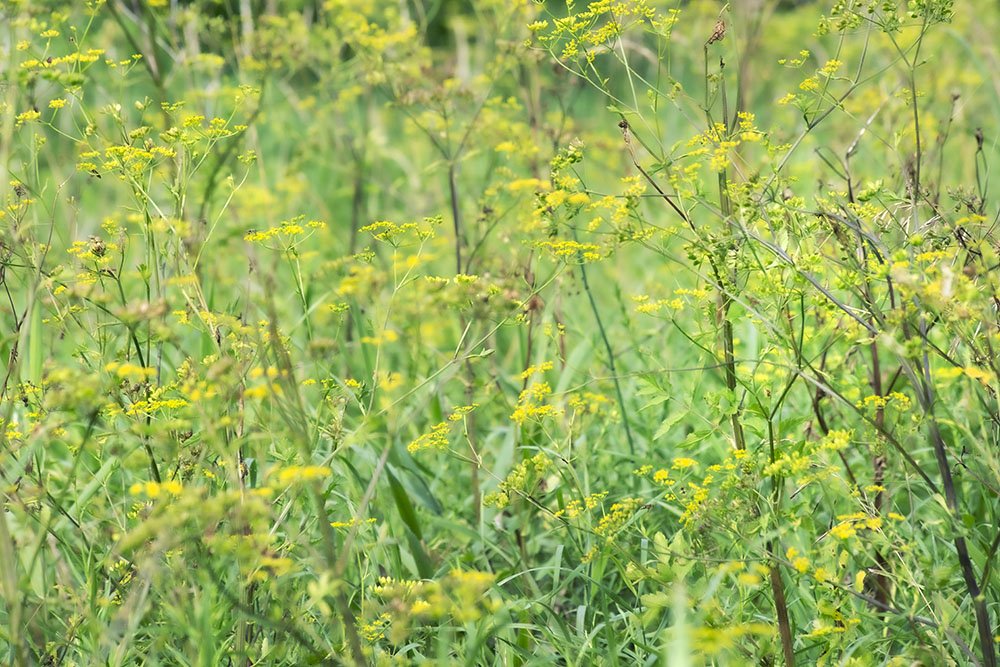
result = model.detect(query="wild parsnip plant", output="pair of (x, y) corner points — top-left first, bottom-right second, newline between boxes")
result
(2, 0), (999, 664)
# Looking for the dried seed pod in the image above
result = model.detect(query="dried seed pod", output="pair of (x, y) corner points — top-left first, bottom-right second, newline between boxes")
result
(708, 19), (726, 45)
(89, 236), (106, 257)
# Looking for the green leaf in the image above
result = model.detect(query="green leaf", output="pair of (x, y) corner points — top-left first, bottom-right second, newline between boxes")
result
(678, 429), (712, 449)
(653, 413), (684, 441)
(403, 525), (434, 579)
(391, 445), (444, 516)
(640, 394), (671, 411)
(24, 299), (42, 385)
(387, 467), (422, 540)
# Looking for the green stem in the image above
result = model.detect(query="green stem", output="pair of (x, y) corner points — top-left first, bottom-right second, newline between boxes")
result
(573, 229), (635, 455)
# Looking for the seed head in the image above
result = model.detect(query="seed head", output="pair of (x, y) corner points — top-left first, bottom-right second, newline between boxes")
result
(708, 19), (726, 45)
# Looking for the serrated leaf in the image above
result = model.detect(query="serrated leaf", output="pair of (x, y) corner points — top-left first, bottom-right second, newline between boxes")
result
(678, 429), (712, 449)
(653, 413), (685, 441)
(639, 394), (671, 411)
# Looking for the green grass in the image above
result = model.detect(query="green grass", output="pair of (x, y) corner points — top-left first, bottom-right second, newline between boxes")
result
(1, 0), (999, 664)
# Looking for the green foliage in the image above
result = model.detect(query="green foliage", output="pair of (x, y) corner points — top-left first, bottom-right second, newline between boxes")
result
(1, 0), (999, 664)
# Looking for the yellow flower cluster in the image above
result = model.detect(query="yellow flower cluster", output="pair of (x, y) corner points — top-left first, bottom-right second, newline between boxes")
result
(482, 452), (552, 509)
(19, 49), (105, 71)
(685, 113), (765, 172)
(934, 366), (993, 385)
(360, 217), (438, 244)
(359, 613), (391, 642)
(678, 482), (711, 528)
(407, 404), (478, 453)
(761, 450), (811, 478)
(369, 569), (500, 642)
(360, 329), (399, 346)
(779, 49), (810, 67)
(536, 0), (657, 63)
(535, 239), (602, 263)
(584, 496), (645, 562)
(553, 491), (608, 519)
(520, 360), (553, 380)
(689, 620), (774, 655)
(124, 397), (188, 417)
(633, 294), (684, 315)
(568, 391), (612, 415)
(244, 216), (326, 243)
(507, 177), (550, 193)
(273, 465), (331, 485)
(594, 496), (643, 539)
(647, 448), (749, 529)
(105, 362), (156, 382)
(93, 143), (176, 177)
(820, 429), (851, 451)
(129, 480), (183, 498)
(330, 517), (377, 530)
(820, 59), (844, 75)
(510, 381), (562, 424)
(827, 511), (885, 540)
(855, 391), (911, 410)
(652, 469), (674, 486)
(786, 546), (810, 573)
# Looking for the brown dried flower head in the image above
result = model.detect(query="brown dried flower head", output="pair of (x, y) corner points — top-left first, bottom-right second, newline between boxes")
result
(708, 19), (726, 45)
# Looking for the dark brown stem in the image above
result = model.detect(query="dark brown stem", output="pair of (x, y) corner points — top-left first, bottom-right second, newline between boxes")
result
(916, 340), (996, 667)
(448, 162), (462, 273)
(768, 543), (796, 667)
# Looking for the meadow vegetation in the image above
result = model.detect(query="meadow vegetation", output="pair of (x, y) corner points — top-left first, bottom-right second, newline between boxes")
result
(2, 0), (1000, 664)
